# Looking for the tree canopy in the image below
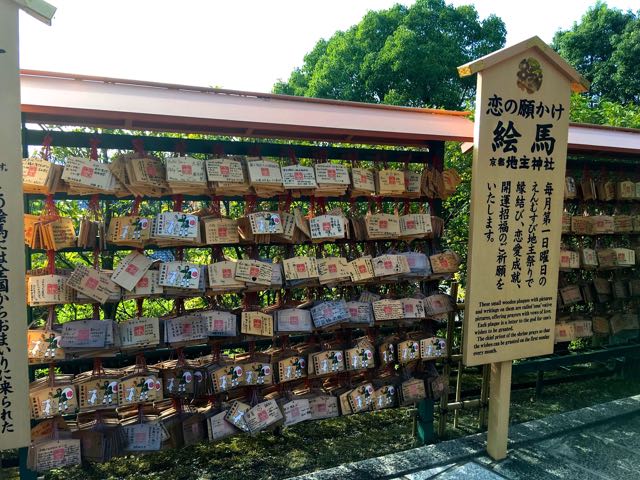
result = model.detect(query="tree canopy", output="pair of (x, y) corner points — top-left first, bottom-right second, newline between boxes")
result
(553, 2), (640, 104)
(273, 0), (506, 110)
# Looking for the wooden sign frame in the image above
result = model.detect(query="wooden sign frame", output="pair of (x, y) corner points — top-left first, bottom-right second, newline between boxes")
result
(458, 36), (588, 460)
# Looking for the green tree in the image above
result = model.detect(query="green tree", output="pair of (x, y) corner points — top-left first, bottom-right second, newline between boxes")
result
(273, 0), (506, 109)
(570, 92), (640, 128)
(553, 2), (640, 104)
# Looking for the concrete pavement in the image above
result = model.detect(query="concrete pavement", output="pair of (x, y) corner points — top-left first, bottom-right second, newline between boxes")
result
(290, 394), (640, 480)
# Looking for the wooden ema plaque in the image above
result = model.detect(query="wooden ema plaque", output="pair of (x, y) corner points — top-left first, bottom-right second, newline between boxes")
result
(208, 410), (241, 441)
(397, 340), (421, 364)
(107, 216), (152, 247)
(240, 311), (274, 337)
(212, 364), (243, 393)
(314, 163), (349, 185)
(376, 169), (405, 195)
(372, 299), (403, 322)
(153, 212), (200, 241)
(165, 156), (207, 185)
(401, 298), (426, 319)
(399, 378), (426, 406)
(77, 376), (120, 410)
(242, 362), (274, 386)
(27, 274), (74, 306)
(308, 396), (340, 420)
(244, 400), (284, 433)
(310, 350), (345, 377)
(317, 257), (350, 285)
(118, 374), (162, 406)
(283, 256), (319, 281)
(429, 251), (460, 274)
(276, 308), (313, 333)
(164, 315), (208, 344)
(379, 341), (396, 367)
(59, 319), (109, 349)
(202, 218), (240, 244)
(111, 252), (154, 291)
(277, 211), (297, 242)
(372, 385), (397, 410)
(118, 317), (160, 349)
(308, 214), (346, 240)
(123, 423), (163, 451)
(66, 265), (118, 304)
(62, 156), (116, 192)
(559, 250), (580, 270)
(365, 213), (400, 239)
(579, 248), (598, 269)
(248, 211), (284, 235)
(283, 399), (312, 426)
(424, 294), (453, 319)
(30, 384), (78, 419)
(199, 309), (237, 337)
(310, 300), (350, 329)
(345, 301), (374, 325)
(277, 355), (307, 383)
(420, 337), (447, 360)
(29, 216), (77, 250)
(163, 368), (196, 396)
(345, 344), (375, 371)
(208, 261), (245, 291)
(27, 330), (64, 363)
(371, 254), (410, 277)
(22, 157), (56, 193)
(282, 165), (317, 189)
(159, 261), (202, 290)
(32, 439), (82, 472)
(225, 401), (251, 432)
(347, 383), (375, 413)
(74, 270), (121, 304)
(205, 158), (245, 183)
(235, 259), (273, 286)
(247, 160), (283, 184)
(350, 168), (375, 195)
(347, 257), (375, 283)
(399, 213), (432, 238)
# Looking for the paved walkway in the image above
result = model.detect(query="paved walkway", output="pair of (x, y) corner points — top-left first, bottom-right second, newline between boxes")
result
(290, 394), (640, 480)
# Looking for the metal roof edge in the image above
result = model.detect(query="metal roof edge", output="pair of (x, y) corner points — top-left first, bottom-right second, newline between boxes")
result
(19, 69), (472, 118)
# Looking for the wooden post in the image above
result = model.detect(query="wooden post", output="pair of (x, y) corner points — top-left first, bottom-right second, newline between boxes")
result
(438, 282), (458, 437)
(486, 360), (512, 460)
(452, 355), (464, 429)
(0, 0), (55, 461)
(416, 398), (435, 445)
(0, 0), (30, 451)
(478, 364), (490, 428)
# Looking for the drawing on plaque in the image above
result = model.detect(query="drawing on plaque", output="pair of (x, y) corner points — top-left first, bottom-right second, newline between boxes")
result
(517, 57), (543, 93)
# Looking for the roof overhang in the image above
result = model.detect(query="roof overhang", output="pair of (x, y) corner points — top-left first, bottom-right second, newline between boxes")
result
(19, 70), (473, 146)
(19, 70), (640, 155)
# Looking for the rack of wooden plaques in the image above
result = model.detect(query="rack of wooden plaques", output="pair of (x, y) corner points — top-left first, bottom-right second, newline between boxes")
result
(19, 128), (463, 474)
(556, 154), (640, 348)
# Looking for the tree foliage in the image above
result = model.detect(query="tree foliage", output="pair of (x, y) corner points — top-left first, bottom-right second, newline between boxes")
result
(273, 0), (506, 109)
(553, 2), (640, 104)
(569, 92), (640, 128)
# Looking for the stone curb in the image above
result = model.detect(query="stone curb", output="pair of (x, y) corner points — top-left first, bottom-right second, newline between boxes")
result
(287, 394), (640, 480)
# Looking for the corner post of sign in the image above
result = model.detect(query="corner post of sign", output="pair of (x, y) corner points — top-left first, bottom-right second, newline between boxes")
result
(0, 0), (56, 456)
(457, 37), (589, 460)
